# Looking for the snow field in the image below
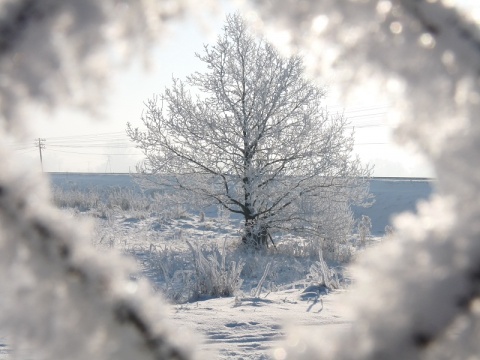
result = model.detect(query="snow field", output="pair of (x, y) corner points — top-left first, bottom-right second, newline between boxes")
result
(0, 175), (433, 359)
(27, 176), (429, 359)
(0, 176), (432, 359)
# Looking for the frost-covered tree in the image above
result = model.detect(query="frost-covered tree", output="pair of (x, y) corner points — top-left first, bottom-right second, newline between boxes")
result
(127, 13), (371, 250)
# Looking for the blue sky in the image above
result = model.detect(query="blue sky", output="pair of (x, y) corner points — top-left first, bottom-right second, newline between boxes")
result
(15, 1), (478, 176)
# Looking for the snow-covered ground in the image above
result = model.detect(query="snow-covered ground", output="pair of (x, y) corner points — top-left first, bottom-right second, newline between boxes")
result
(92, 212), (355, 360)
(169, 289), (350, 359)
(1, 174), (433, 359)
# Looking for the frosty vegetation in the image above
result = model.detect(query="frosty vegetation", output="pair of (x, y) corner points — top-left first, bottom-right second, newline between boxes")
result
(248, 0), (480, 359)
(356, 215), (372, 247)
(127, 13), (371, 251)
(51, 184), (348, 305)
(1, 0), (479, 360)
(0, 1), (204, 359)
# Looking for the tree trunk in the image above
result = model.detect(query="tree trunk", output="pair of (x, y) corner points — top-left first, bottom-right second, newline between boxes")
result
(241, 217), (269, 249)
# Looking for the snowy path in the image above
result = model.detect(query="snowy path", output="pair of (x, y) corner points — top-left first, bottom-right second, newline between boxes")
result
(169, 289), (350, 359)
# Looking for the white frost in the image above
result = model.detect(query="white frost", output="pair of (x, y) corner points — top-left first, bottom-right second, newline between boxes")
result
(2, 0), (480, 359)
(248, 0), (480, 359)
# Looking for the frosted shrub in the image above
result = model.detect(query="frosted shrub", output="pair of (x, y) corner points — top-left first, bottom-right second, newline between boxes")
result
(106, 188), (150, 212)
(275, 235), (316, 258)
(307, 250), (341, 291)
(186, 241), (244, 300)
(357, 215), (372, 247)
(143, 246), (196, 303)
(52, 186), (100, 212)
(0, 2), (208, 357)
(234, 241), (316, 289)
(275, 222), (355, 263)
(306, 200), (356, 262)
(384, 224), (395, 239)
(322, 237), (354, 263)
(52, 185), (192, 221)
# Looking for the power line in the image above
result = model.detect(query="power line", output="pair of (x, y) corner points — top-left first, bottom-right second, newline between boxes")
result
(48, 144), (133, 149)
(47, 135), (129, 142)
(47, 149), (144, 156)
(15, 148), (37, 154)
(14, 146), (36, 151)
(46, 131), (126, 140)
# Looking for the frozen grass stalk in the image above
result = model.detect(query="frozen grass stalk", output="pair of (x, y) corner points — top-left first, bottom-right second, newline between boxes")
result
(252, 261), (272, 298)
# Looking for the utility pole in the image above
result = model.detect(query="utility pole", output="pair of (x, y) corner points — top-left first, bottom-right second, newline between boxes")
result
(36, 138), (46, 171)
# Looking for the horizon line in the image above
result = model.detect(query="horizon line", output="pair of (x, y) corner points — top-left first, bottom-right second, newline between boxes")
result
(45, 171), (436, 181)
